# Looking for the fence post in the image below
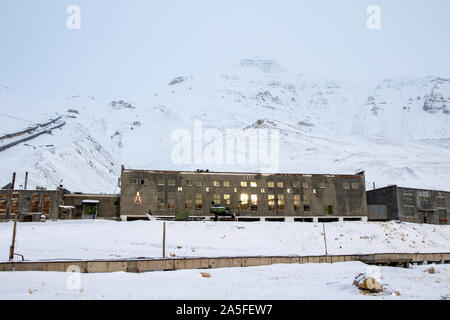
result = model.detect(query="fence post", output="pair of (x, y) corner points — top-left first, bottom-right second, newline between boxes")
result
(9, 212), (19, 261)
(163, 222), (166, 258)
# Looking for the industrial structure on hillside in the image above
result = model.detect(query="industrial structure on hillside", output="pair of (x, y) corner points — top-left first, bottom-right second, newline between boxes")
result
(0, 167), (448, 225)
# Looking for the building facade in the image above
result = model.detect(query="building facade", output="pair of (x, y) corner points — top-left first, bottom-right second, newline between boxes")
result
(120, 167), (369, 222)
(0, 188), (66, 222)
(61, 193), (120, 220)
(0, 187), (119, 222)
(367, 185), (449, 225)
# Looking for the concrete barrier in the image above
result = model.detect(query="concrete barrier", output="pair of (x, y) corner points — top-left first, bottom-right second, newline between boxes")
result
(0, 252), (448, 273)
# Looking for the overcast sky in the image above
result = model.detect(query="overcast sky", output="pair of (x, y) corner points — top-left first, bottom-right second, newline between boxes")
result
(1, 0), (449, 100)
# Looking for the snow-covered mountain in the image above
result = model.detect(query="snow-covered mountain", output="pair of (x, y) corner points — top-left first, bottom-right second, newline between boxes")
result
(1, 59), (449, 193)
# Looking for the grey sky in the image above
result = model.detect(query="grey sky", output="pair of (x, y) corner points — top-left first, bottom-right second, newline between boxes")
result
(1, 0), (449, 100)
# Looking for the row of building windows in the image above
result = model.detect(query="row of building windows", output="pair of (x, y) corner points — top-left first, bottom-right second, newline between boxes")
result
(403, 206), (447, 218)
(133, 178), (360, 190)
(155, 192), (333, 213)
(0, 193), (51, 214)
(403, 193), (446, 206)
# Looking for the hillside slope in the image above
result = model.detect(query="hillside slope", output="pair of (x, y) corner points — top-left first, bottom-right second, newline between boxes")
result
(0, 59), (449, 193)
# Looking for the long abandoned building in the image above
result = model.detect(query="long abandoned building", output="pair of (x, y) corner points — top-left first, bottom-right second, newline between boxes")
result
(367, 185), (449, 225)
(119, 167), (369, 222)
(1, 168), (449, 225)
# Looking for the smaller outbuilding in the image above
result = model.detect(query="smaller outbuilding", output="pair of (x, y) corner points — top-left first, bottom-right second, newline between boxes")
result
(367, 185), (449, 225)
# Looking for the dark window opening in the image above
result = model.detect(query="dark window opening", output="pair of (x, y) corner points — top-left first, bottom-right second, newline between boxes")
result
(324, 205), (333, 215)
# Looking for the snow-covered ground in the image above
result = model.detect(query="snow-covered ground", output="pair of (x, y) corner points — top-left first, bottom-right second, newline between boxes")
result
(0, 262), (449, 299)
(1, 220), (449, 262)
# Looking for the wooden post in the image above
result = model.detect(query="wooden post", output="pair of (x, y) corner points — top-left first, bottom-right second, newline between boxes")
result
(9, 212), (19, 261)
(24, 172), (28, 190)
(11, 172), (16, 190)
(162, 222), (166, 258)
(322, 223), (328, 256)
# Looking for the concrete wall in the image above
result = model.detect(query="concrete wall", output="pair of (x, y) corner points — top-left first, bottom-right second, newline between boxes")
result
(1, 253), (448, 273)
(62, 194), (120, 220)
(368, 205), (388, 221)
(366, 186), (398, 220)
(120, 169), (368, 219)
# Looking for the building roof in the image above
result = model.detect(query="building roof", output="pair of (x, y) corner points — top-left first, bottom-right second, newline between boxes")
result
(369, 185), (450, 194)
(122, 168), (365, 178)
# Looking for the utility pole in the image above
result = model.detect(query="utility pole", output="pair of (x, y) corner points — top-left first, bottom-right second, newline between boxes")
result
(11, 172), (16, 190)
(24, 172), (28, 190)
(162, 222), (166, 258)
(322, 223), (328, 256)
(9, 212), (19, 261)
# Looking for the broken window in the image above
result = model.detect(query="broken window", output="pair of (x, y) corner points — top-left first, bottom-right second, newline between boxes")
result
(185, 195), (193, 209)
(240, 193), (248, 209)
(168, 179), (175, 186)
(403, 193), (414, 201)
(223, 194), (231, 205)
(292, 181), (300, 188)
(195, 193), (202, 209)
(132, 178), (138, 184)
(185, 199), (192, 209)
(167, 192), (175, 209)
(268, 195), (275, 210)
(419, 191), (430, 202)
(157, 192), (165, 209)
(30, 194), (40, 212)
(267, 181), (275, 188)
(196, 181), (203, 187)
(327, 180), (335, 189)
(157, 179), (165, 186)
(185, 180), (192, 186)
(140, 178), (147, 185)
(277, 195), (285, 210)
(404, 206), (415, 216)
(438, 209), (447, 224)
(0, 194), (7, 214)
(319, 182), (326, 189)
(42, 195), (51, 214)
(303, 196), (310, 212)
(240, 181), (247, 187)
(324, 205), (333, 215)
(250, 194), (257, 211)
(294, 195), (301, 211)
(437, 197), (446, 208)
(10, 193), (19, 214)
(213, 194), (220, 205)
